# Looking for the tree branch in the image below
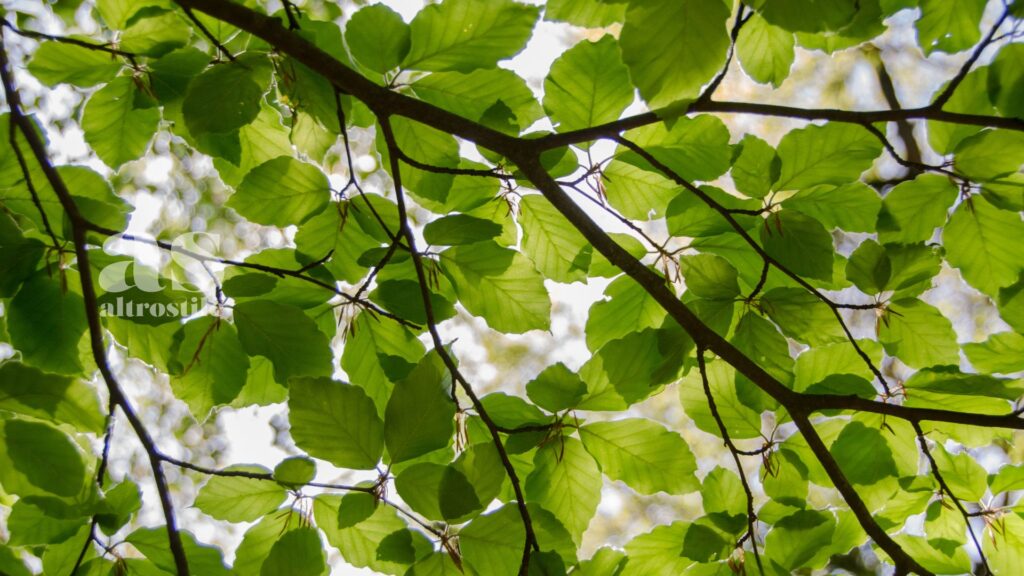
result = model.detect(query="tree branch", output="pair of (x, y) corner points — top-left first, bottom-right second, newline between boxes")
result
(0, 33), (191, 576)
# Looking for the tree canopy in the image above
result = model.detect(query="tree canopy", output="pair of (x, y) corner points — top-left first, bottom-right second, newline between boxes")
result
(1, 0), (1023, 575)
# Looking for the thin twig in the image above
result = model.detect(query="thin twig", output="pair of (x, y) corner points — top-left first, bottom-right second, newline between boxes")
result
(70, 399), (117, 576)
(931, 8), (1011, 110)
(181, 6), (236, 62)
(696, 4), (751, 104)
(911, 421), (991, 574)
(1, 19), (137, 59)
(379, 115), (539, 575)
(8, 117), (60, 249)
(697, 348), (764, 575)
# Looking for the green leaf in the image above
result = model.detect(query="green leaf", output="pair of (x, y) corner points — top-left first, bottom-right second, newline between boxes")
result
(846, 239), (891, 294)
(183, 61), (265, 136)
(679, 358), (762, 440)
(737, 14), (794, 87)
(193, 465), (287, 523)
(5, 499), (85, 545)
(879, 299), (959, 369)
(441, 241), (551, 333)
(943, 196), (1024, 298)
(964, 332), (1024, 374)
(233, 300), (332, 382)
(233, 514), (295, 575)
(459, 504), (525, 576)
(519, 194), (592, 283)
(367, 280), (455, 327)
(774, 123), (881, 191)
(757, 0), (858, 33)
(999, 276), (1024, 333)
(988, 43), (1024, 119)
(678, 253), (740, 300)
(928, 69), (994, 154)
(27, 42), (122, 87)
(453, 441), (506, 509)
(274, 455), (313, 485)
(619, 0), (730, 106)
(730, 134), (779, 199)
(760, 210), (835, 281)
(526, 362), (587, 412)
(406, 553), (462, 575)
(0, 218), (44, 298)
(953, 129), (1024, 182)
(288, 377), (384, 470)
(931, 444), (987, 500)
(794, 336), (884, 389)
(8, 273), (87, 375)
(120, 9), (190, 56)
(526, 437), (601, 544)
(589, 328), (683, 406)
(761, 287), (846, 346)
(915, 0), (986, 55)
(128, 528), (230, 575)
(423, 213), (502, 246)
(4, 419), (85, 497)
(680, 521), (730, 563)
(81, 76), (159, 169)
(169, 317), (249, 419)
(544, 36), (633, 134)
(385, 353), (456, 463)
(830, 421), (897, 485)
(763, 510), (836, 571)
(891, 534), (971, 574)
(576, 547), (626, 576)
(731, 312), (794, 390)
(260, 527), (325, 576)
(402, 0), (540, 72)
(619, 522), (693, 576)
(479, 392), (550, 429)
(228, 157), (329, 227)
(580, 418), (698, 495)
(317, 495), (431, 574)
(545, 0), (625, 27)
(877, 174), (958, 244)
(395, 463), (482, 522)
(589, 272), (667, 350)
(0, 362), (104, 433)
(341, 311), (425, 415)
(345, 4), (410, 74)
(982, 173), (1024, 211)
(700, 467), (747, 535)
(784, 182), (881, 233)
(990, 464), (1024, 494)
(96, 0), (166, 29)
(412, 69), (543, 133)
(886, 243), (943, 296)
(600, 159), (678, 221)
(985, 513), (1024, 576)
(623, 115), (733, 183)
